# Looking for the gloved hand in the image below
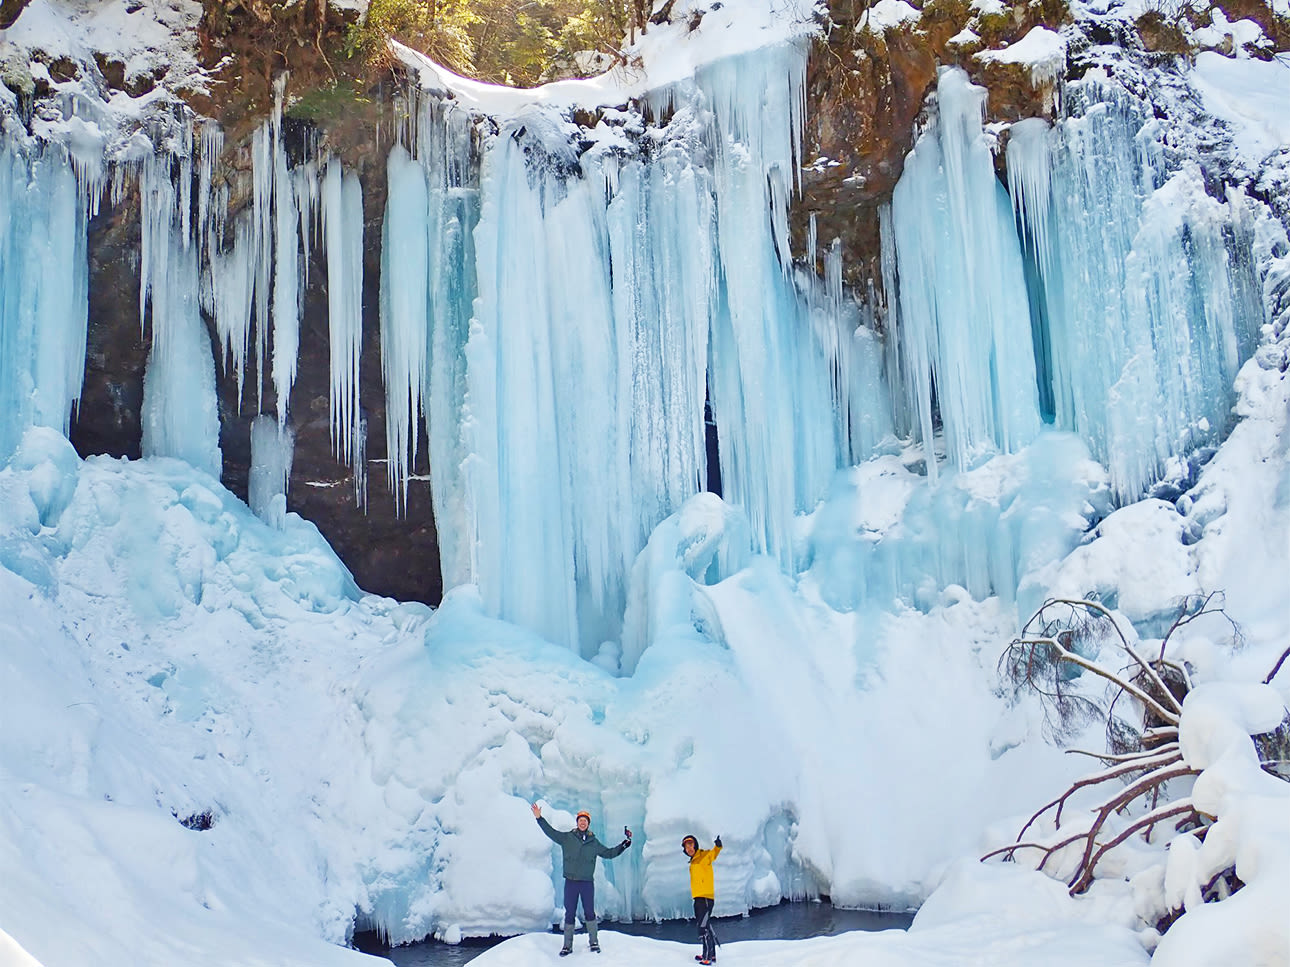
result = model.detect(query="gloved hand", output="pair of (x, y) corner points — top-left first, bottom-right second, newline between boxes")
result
(620, 837), (632, 849)
(624, 826), (632, 840)
(714, 835), (722, 848)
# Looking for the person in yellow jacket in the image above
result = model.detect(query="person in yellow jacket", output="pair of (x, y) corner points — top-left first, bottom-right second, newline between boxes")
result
(682, 834), (722, 964)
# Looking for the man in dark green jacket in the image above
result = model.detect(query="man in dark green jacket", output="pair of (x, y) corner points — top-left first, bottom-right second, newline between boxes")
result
(532, 802), (632, 955)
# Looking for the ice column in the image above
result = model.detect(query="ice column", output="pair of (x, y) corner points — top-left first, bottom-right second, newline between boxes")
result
(322, 158), (365, 497)
(138, 150), (222, 479)
(249, 413), (295, 528)
(270, 78), (301, 426)
(1006, 78), (1262, 500)
(693, 42), (858, 566)
(380, 96), (479, 552)
(889, 67), (1042, 478)
(463, 109), (615, 651)
(0, 136), (90, 461)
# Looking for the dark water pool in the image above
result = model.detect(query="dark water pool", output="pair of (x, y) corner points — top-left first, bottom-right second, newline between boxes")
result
(361, 901), (915, 966)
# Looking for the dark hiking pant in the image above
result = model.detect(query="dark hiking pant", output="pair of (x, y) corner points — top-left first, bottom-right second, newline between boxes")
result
(563, 878), (595, 924)
(694, 896), (716, 961)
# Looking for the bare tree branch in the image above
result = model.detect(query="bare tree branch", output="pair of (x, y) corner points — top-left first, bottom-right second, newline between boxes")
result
(1070, 799), (1198, 894)
(1065, 742), (1180, 764)
(1017, 748), (1184, 840)
(1066, 763), (1200, 891)
(1016, 634), (1179, 724)
(1266, 646), (1290, 685)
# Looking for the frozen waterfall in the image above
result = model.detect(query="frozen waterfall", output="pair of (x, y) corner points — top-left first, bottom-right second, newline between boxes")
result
(377, 42), (875, 653)
(0, 137), (89, 463)
(1005, 74), (1262, 501)
(0, 50), (1272, 656)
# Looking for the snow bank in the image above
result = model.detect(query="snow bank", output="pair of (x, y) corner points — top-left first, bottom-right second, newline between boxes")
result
(976, 26), (1068, 87)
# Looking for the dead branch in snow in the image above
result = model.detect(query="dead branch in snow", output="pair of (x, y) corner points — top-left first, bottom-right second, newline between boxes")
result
(990, 594), (1238, 899)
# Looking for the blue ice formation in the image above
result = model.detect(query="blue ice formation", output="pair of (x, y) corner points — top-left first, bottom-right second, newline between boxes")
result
(0, 48), (1271, 655)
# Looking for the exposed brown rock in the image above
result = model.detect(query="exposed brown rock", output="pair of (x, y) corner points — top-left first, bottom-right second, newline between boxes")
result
(72, 199), (147, 463)
(793, 0), (1069, 291)
(0, 0), (31, 29)
(192, 0), (369, 144)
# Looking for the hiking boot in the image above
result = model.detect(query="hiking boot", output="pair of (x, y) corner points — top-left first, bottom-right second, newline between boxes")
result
(589, 942), (600, 952)
(560, 921), (574, 956)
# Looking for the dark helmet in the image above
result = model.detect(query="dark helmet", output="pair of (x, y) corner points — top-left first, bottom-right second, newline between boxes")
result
(681, 834), (698, 852)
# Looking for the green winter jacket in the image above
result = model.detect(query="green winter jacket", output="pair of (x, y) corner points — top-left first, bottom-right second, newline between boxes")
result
(537, 816), (629, 881)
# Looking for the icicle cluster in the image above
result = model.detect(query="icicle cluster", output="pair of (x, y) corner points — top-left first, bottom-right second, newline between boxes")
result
(378, 42), (874, 653)
(1005, 76), (1262, 501)
(0, 135), (90, 462)
(3, 74), (371, 520)
(888, 67), (1043, 478)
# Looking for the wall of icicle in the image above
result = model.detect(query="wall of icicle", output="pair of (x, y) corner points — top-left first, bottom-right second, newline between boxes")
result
(0, 48), (1272, 657)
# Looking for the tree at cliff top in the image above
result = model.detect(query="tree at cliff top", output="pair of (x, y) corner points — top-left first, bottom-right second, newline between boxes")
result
(346, 0), (640, 85)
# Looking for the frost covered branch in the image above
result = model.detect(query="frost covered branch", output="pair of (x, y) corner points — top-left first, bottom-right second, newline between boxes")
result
(1069, 799), (1198, 894)
(1265, 645), (1290, 684)
(990, 594), (1247, 906)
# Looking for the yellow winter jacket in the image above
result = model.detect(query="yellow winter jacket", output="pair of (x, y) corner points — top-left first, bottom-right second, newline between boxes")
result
(688, 844), (722, 899)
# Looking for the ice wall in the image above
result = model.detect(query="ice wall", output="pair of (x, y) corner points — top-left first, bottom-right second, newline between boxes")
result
(889, 68), (1043, 478)
(378, 42), (879, 654)
(0, 136), (90, 463)
(1005, 75), (1263, 501)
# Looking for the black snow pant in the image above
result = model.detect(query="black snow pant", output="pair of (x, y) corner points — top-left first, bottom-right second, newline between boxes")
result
(694, 896), (717, 961)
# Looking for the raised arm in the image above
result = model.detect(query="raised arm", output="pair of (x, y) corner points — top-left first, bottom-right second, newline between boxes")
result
(598, 826), (633, 858)
(695, 837), (723, 865)
(599, 838), (630, 858)
(533, 804), (564, 844)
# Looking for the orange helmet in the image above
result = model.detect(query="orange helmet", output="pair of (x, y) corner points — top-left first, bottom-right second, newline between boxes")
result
(576, 810), (592, 822)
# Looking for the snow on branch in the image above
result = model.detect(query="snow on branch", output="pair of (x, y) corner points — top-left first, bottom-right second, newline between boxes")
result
(989, 592), (1290, 951)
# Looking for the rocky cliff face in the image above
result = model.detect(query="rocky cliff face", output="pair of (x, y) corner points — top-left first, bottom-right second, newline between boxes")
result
(794, 0), (1067, 292)
(52, 1), (449, 604)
